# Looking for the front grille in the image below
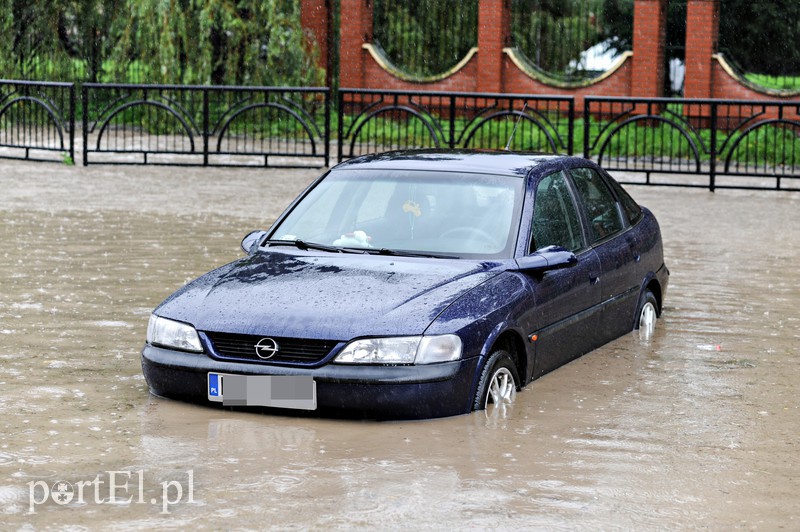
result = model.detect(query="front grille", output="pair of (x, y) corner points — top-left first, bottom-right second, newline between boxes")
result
(204, 332), (338, 365)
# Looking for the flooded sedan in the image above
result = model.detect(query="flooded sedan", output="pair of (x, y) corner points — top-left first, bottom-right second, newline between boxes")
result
(142, 150), (668, 418)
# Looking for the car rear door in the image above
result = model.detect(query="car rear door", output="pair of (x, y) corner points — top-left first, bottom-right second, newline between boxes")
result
(568, 166), (641, 342)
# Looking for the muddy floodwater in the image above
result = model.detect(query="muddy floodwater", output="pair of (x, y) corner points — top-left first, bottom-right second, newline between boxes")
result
(1, 159), (798, 529)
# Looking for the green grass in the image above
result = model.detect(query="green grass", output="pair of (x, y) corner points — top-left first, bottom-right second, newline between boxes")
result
(744, 73), (800, 91)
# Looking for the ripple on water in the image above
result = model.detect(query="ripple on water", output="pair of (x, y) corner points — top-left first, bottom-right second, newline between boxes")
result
(374, 459), (414, 474)
(265, 474), (306, 493)
(0, 452), (19, 466)
(0, 485), (26, 508)
(92, 320), (133, 328)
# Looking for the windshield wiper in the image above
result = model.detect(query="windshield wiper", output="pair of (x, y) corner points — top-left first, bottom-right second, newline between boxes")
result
(366, 248), (456, 259)
(264, 239), (349, 254)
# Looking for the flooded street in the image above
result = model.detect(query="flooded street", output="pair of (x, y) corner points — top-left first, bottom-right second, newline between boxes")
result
(1, 159), (798, 529)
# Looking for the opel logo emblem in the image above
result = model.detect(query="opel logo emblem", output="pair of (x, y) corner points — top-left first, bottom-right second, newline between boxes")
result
(254, 337), (279, 359)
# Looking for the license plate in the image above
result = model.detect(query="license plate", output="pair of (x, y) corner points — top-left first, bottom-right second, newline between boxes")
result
(207, 373), (316, 410)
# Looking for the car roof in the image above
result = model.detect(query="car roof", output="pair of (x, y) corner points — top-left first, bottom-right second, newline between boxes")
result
(333, 149), (576, 178)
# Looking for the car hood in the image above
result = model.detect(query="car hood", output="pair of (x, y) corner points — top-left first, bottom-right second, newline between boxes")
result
(156, 249), (506, 340)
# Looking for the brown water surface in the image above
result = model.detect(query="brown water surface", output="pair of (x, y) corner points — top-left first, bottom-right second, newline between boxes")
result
(1, 160), (798, 529)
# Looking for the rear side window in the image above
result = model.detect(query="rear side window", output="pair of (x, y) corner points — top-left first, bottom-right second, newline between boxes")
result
(569, 167), (625, 242)
(605, 173), (643, 225)
(530, 171), (584, 253)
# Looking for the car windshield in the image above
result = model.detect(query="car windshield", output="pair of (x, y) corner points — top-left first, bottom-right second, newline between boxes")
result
(268, 168), (525, 259)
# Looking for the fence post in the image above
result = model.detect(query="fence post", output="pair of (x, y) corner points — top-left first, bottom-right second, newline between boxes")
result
(448, 94), (456, 149)
(68, 84), (75, 165)
(583, 98), (591, 159)
(82, 84), (89, 166)
(567, 98), (574, 155)
(337, 90), (344, 163)
(709, 101), (717, 192)
(324, 89), (330, 167)
(202, 88), (209, 167)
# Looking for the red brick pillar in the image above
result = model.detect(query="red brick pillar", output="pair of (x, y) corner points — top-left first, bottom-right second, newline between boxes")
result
(300, 0), (331, 85)
(684, 0), (719, 99)
(477, 0), (510, 93)
(632, 0), (668, 97)
(339, 0), (372, 89)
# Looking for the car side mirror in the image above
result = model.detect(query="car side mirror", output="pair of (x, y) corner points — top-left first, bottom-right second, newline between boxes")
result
(515, 245), (578, 273)
(241, 230), (267, 253)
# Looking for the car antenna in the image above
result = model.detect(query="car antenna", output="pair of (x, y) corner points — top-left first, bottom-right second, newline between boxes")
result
(504, 102), (528, 151)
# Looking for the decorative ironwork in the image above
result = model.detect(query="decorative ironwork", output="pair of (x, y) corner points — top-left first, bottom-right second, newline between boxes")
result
(0, 80), (75, 163)
(338, 89), (574, 160)
(372, 0), (478, 80)
(82, 84), (330, 167)
(585, 97), (800, 191)
(510, 0), (625, 85)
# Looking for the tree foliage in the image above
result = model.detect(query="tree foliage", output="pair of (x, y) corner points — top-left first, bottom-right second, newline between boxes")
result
(511, 0), (608, 78)
(0, 0), (324, 86)
(718, 0), (800, 77)
(373, 0), (478, 78)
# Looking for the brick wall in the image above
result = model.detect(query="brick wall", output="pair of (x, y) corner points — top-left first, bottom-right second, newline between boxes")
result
(338, 0), (372, 89)
(632, 0), (667, 98)
(312, 0), (798, 102)
(300, 0), (331, 85)
(476, 0), (510, 93)
(684, 0), (718, 100)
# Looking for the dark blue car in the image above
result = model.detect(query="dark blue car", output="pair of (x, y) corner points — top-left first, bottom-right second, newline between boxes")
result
(142, 151), (668, 419)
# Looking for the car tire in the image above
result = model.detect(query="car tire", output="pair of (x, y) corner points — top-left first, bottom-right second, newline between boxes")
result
(473, 350), (519, 413)
(635, 289), (659, 337)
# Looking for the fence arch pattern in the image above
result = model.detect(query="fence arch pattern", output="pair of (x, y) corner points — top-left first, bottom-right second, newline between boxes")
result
(82, 84), (330, 167)
(0, 81), (74, 163)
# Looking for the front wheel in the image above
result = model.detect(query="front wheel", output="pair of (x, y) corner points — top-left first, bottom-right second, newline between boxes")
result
(473, 350), (519, 415)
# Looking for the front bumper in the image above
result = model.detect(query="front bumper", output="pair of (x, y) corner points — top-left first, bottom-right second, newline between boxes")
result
(141, 344), (480, 419)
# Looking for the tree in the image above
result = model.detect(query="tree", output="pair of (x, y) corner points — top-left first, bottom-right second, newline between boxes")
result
(373, 0), (478, 78)
(109, 0), (324, 86)
(718, 0), (800, 76)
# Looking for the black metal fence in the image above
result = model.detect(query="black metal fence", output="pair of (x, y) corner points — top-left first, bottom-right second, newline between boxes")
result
(585, 97), (800, 191)
(338, 89), (575, 159)
(0, 80), (75, 163)
(82, 84), (330, 167)
(510, 0), (621, 84)
(2, 80), (800, 192)
(372, 0), (478, 79)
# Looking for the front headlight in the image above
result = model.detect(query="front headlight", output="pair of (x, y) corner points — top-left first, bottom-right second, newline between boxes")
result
(147, 314), (203, 353)
(334, 335), (462, 365)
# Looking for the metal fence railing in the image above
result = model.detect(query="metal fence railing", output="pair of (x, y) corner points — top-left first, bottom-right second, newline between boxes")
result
(584, 97), (800, 191)
(0, 80), (75, 163)
(372, 0), (478, 79)
(338, 89), (575, 160)
(2, 80), (800, 192)
(82, 84), (330, 167)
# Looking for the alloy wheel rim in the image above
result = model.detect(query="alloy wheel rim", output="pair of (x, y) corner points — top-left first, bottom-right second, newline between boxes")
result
(485, 367), (516, 413)
(639, 301), (657, 338)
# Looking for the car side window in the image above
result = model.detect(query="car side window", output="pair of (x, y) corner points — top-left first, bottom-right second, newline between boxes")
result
(530, 171), (584, 253)
(605, 173), (643, 225)
(569, 167), (625, 242)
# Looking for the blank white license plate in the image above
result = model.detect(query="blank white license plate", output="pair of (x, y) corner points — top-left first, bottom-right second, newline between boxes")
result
(208, 373), (316, 410)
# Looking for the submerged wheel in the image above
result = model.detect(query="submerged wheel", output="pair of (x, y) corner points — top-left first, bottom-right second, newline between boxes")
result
(635, 289), (659, 338)
(473, 350), (519, 415)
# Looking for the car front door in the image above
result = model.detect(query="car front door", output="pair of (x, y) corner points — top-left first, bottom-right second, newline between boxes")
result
(520, 170), (602, 379)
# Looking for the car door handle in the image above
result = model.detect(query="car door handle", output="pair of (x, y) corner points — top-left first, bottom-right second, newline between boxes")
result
(589, 274), (600, 285)
(627, 239), (641, 262)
